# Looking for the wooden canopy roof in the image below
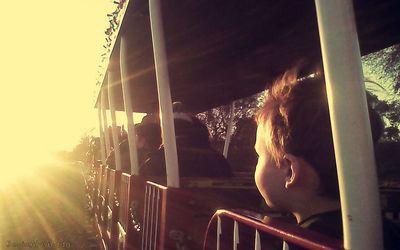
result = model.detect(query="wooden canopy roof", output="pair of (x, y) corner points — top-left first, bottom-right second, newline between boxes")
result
(99, 0), (400, 113)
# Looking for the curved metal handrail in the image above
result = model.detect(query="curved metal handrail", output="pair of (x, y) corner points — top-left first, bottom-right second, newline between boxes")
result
(204, 209), (343, 250)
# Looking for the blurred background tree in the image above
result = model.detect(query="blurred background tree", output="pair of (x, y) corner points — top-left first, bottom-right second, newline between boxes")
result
(364, 44), (400, 142)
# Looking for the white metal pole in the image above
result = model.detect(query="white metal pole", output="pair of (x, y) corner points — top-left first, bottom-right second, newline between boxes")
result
(108, 70), (122, 171)
(97, 106), (107, 165)
(217, 216), (221, 250)
(254, 230), (261, 250)
(314, 1), (383, 249)
(223, 102), (235, 158)
(101, 87), (112, 157)
(120, 36), (140, 175)
(233, 220), (239, 250)
(149, 0), (180, 187)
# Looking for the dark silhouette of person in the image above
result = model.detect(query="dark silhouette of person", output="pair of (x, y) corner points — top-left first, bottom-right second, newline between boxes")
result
(139, 103), (232, 177)
(106, 115), (162, 173)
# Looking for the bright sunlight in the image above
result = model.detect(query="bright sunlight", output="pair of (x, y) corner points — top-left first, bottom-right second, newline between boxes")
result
(0, 0), (114, 189)
(0, 1), (118, 249)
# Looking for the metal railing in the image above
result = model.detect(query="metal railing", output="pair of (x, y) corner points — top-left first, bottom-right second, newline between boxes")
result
(203, 209), (343, 250)
(142, 182), (166, 250)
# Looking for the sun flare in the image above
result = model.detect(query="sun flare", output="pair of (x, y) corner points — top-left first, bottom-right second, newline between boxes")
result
(0, 0), (114, 191)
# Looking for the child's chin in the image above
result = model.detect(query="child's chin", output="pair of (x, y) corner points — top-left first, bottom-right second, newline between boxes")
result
(266, 200), (287, 212)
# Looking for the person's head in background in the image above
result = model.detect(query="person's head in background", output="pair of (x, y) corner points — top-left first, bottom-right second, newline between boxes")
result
(120, 125), (128, 141)
(254, 67), (383, 223)
(135, 115), (162, 152)
(139, 105), (210, 149)
(172, 101), (211, 148)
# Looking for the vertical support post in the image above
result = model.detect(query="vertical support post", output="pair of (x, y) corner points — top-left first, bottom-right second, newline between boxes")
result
(314, 1), (382, 249)
(101, 87), (112, 157)
(108, 70), (122, 171)
(149, 0), (180, 187)
(98, 106), (107, 165)
(120, 36), (140, 175)
(223, 102), (235, 158)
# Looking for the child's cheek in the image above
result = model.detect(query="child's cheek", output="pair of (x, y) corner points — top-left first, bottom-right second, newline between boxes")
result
(254, 158), (267, 194)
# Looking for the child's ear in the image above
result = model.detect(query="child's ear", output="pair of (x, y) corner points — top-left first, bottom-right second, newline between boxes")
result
(283, 154), (302, 189)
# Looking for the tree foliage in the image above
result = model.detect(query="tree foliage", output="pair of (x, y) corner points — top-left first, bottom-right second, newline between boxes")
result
(363, 45), (400, 95)
(196, 94), (262, 171)
(363, 44), (400, 142)
(367, 92), (400, 142)
(68, 132), (100, 164)
(196, 92), (263, 143)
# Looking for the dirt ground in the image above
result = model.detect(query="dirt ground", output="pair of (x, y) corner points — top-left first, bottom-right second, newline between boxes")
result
(0, 162), (99, 250)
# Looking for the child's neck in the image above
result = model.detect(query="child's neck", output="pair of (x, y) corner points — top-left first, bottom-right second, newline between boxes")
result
(293, 196), (341, 224)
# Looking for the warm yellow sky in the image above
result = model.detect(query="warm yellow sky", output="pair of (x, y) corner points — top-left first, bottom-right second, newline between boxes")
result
(0, 1), (114, 169)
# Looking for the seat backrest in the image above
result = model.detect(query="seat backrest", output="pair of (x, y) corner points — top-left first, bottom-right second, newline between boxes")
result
(141, 178), (262, 250)
(380, 187), (400, 224)
(140, 147), (232, 178)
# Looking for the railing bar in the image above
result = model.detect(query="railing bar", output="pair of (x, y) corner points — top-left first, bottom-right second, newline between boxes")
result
(149, 186), (154, 250)
(282, 241), (290, 250)
(254, 230), (261, 250)
(118, 221), (127, 250)
(233, 220), (239, 250)
(154, 188), (160, 250)
(217, 216), (221, 250)
(121, 181), (125, 230)
(150, 185), (155, 250)
(149, 186), (152, 250)
(148, 186), (152, 250)
(126, 181), (129, 230)
(151, 187), (159, 249)
(126, 178), (129, 230)
(123, 181), (126, 233)
(121, 180), (123, 228)
(124, 181), (127, 226)
(146, 186), (152, 250)
(142, 185), (150, 250)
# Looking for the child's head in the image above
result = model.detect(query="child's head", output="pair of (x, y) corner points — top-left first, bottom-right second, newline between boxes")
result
(254, 68), (336, 215)
(254, 68), (382, 216)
